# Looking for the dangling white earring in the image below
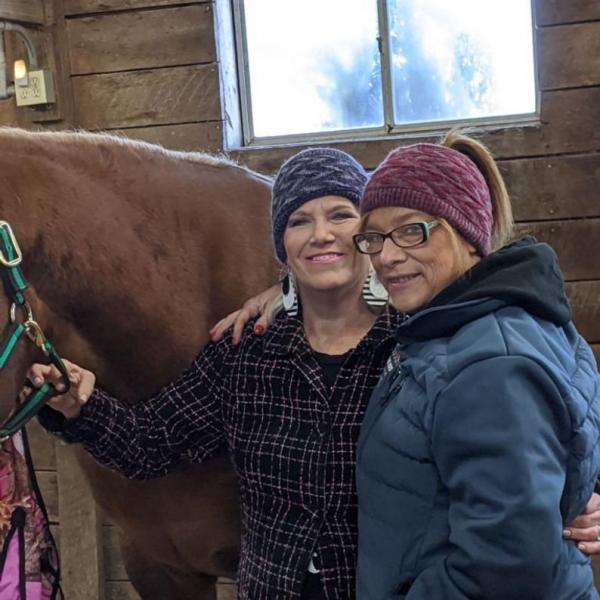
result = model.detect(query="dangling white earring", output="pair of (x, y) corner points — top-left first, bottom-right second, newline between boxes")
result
(281, 271), (299, 317)
(362, 266), (388, 308)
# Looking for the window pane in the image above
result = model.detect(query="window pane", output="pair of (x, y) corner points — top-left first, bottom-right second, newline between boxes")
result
(242, 0), (383, 138)
(388, 0), (536, 125)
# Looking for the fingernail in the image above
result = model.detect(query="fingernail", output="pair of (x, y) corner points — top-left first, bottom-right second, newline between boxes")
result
(79, 394), (87, 403)
(254, 325), (264, 335)
(563, 529), (572, 538)
(34, 377), (42, 385)
(578, 543), (587, 551)
(232, 337), (239, 346)
(56, 383), (66, 392)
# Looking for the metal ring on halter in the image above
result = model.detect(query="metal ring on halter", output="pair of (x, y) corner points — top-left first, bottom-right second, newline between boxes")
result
(9, 301), (33, 325)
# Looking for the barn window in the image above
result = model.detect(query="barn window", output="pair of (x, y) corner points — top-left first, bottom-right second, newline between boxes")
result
(230, 0), (537, 146)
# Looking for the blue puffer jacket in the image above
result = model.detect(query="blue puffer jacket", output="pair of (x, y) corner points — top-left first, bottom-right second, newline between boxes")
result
(356, 238), (600, 599)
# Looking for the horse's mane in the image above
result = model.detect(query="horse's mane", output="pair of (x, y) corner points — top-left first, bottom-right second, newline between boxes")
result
(0, 126), (271, 181)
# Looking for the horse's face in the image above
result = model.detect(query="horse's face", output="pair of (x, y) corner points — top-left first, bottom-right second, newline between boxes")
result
(0, 294), (43, 427)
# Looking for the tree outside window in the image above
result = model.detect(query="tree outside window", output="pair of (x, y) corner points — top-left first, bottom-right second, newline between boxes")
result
(233, 0), (537, 144)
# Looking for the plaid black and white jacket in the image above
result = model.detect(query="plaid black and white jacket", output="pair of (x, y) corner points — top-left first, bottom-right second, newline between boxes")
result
(38, 309), (400, 599)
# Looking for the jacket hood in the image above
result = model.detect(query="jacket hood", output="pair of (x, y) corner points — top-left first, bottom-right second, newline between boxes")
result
(397, 237), (571, 342)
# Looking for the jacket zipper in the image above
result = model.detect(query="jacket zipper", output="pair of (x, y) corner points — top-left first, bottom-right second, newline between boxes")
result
(379, 366), (407, 406)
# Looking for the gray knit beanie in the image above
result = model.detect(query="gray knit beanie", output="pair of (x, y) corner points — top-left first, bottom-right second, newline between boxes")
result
(271, 148), (368, 263)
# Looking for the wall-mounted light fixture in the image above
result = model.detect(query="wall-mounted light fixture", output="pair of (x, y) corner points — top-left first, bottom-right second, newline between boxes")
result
(0, 21), (55, 108)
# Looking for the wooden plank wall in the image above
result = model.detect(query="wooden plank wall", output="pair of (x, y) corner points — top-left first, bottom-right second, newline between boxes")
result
(0, 0), (598, 598)
(62, 0), (222, 152)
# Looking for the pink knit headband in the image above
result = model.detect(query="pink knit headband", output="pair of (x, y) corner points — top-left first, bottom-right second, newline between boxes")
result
(361, 143), (493, 256)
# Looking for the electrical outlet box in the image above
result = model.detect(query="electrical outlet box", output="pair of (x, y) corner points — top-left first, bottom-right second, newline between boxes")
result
(15, 69), (55, 107)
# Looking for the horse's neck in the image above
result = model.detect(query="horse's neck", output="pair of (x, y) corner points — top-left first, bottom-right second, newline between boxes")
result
(24, 229), (211, 401)
(17, 159), (275, 401)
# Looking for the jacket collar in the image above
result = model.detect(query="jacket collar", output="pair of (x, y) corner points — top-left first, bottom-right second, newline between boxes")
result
(396, 237), (571, 344)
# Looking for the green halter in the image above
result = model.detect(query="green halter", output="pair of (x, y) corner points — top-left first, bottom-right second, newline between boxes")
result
(0, 221), (70, 441)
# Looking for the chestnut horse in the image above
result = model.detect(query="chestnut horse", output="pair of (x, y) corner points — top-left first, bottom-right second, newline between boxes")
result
(0, 128), (279, 599)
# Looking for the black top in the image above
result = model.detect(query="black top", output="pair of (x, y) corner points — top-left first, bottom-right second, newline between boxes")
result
(313, 350), (350, 390)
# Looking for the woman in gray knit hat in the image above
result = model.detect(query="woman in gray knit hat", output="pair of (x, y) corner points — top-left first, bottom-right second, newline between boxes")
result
(25, 146), (396, 599)
(26, 141), (600, 599)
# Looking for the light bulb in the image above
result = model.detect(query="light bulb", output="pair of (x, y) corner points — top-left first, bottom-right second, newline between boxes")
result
(14, 60), (28, 85)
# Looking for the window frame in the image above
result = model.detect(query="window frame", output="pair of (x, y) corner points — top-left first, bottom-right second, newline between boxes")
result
(230, 0), (540, 149)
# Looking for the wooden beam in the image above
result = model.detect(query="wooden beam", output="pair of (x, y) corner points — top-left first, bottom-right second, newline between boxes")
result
(67, 4), (216, 75)
(63, 0), (206, 16)
(515, 218), (600, 281)
(0, 0), (44, 24)
(566, 281), (600, 343)
(232, 86), (600, 173)
(500, 154), (600, 222)
(539, 22), (600, 89)
(72, 64), (220, 129)
(110, 122), (223, 153)
(26, 420), (56, 470)
(217, 582), (235, 600)
(56, 445), (105, 600)
(104, 524), (127, 581)
(44, 0), (76, 127)
(536, 0), (600, 26)
(37, 471), (59, 522)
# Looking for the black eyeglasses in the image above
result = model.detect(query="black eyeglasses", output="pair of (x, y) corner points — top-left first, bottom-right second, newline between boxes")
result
(353, 220), (441, 255)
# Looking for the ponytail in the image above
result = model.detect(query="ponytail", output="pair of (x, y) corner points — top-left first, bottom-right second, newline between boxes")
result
(441, 130), (514, 251)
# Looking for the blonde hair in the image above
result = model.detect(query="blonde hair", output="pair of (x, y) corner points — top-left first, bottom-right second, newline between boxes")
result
(440, 129), (514, 251)
(436, 218), (478, 276)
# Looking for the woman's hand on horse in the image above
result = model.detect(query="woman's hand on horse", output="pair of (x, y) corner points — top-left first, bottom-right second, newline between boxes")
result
(25, 360), (96, 420)
(210, 283), (282, 344)
(563, 491), (600, 554)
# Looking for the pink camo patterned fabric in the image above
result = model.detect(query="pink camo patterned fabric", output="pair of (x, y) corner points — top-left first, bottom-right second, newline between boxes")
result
(360, 143), (493, 255)
(0, 435), (56, 600)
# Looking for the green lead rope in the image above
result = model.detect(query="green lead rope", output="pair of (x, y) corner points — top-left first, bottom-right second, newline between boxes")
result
(0, 323), (26, 369)
(0, 337), (70, 441)
(0, 222), (71, 441)
(0, 384), (55, 440)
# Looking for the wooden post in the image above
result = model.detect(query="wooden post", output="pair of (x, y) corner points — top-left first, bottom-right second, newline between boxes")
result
(56, 443), (105, 600)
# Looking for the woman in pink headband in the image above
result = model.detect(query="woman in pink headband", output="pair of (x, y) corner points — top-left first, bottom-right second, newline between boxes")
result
(354, 131), (600, 599)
